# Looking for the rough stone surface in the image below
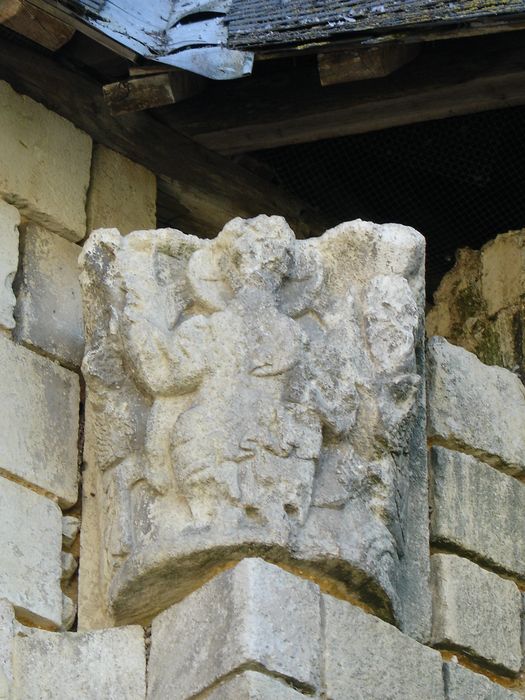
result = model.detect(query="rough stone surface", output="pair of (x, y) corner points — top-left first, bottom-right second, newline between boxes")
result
(323, 594), (444, 700)
(0, 476), (62, 628)
(481, 230), (525, 317)
(0, 600), (15, 688)
(431, 554), (522, 674)
(0, 80), (91, 242)
(0, 334), (79, 506)
(79, 216), (430, 636)
(62, 515), (80, 548)
(427, 336), (525, 475)
(86, 144), (156, 235)
(0, 200), (19, 330)
(426, 231), (525, 380)
(430, 447), (525, 580)
(426, 246), (483, 354)
(147, 558), (321, 699)
(205, 672), (307, 699)
(61, 594), (76, 632)
(61, 552), (77, 581)
(14, 224), (84, 366)
(444, 663), (521, 700)
(13, 626), (145, 699)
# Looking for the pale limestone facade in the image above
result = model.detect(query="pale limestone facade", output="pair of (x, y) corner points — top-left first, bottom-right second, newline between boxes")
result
(15, 223), (84, 367)
(0, 76), (523, 700)
(86, 144), (157, 235)
(0, 81), (91, 242)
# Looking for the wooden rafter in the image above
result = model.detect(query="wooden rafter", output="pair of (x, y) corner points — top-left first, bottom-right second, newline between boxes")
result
(157, 35), (525, 154)
(0, 0), (74, 51)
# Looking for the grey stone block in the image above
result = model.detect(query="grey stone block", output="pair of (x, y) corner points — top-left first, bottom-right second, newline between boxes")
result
(427, 336), (525, 475)
(13, 626), (145, 699)
(206, 671), (308, 699)
(15, 224), (84, 367)
(323, 595), (445, 700)
(430, 447), (525, 580)
(0, 200), (19, 330)
(444, 662), (521, 700)
(147, 559), (321, 700)
(431, 554), (522, 674)
(0, 476), (62, 628)
(0, 334), (79, 506)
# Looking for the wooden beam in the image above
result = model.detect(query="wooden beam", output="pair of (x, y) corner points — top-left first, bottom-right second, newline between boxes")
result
(318, 44), (419, 86)
(103, 72), (207, 116)
(158, 36), (525, 154)
(0, 0), (74, 51)
(0, 33), (326, 237)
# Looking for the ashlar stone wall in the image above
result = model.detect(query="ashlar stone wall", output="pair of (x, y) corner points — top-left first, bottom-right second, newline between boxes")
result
(0, 78), (156, 698)
(0, 75), (524, 699)
(424, 239), (525, 696)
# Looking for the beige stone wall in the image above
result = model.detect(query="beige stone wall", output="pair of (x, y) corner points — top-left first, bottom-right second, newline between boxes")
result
(427, 230), (525, 381)
(0, 74), (523, 699)
(426, 235), (525, 696)
(0, 79), (156, 697)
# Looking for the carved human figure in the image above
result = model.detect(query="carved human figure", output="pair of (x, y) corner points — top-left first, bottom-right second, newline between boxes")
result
(79, 215), (426, 629)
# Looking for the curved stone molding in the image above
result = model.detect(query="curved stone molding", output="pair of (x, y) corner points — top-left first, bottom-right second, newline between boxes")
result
(79, 215), (427, 629)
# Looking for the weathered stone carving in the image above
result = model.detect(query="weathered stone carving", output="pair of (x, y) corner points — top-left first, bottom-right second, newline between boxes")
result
(79, 215), (426, 628)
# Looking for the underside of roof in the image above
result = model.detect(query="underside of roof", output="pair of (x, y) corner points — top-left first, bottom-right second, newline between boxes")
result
(37, 0), (254, 78)
(37, 0), (525, 78)
(227, 0), (525, 49)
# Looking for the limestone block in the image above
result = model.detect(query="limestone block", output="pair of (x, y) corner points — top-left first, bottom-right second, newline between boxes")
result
(0, 600), (15, 688)
(0, 476), (62, 628)
(206, 672), (307, 699)
(0, 80), (91, 242)
(61, 594), (76, 631)
(0, 334), (79, 506)
(15, 224), (84, 366)
(430, 447), (525, 580)
(147, 559), (321, 699)
(426, 232), (525, 379)
(431, 554), (522, 674)
(444, 663), (521, 700)
(427, 336), (525, 474)
(13, 626), (146, 699)
(87, 144), (156, 234)
(62, 515), (80, 548)
(323, 595), (444, 700)
(79, 216), (430, 637)
(0, 200), (19, 330)
(481, 230), (525, 316)
(61, 552), (77, 581)
(426, 246), (483, 351)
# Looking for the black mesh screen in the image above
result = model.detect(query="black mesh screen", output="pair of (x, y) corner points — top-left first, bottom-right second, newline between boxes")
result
(252, 106), (525, 296)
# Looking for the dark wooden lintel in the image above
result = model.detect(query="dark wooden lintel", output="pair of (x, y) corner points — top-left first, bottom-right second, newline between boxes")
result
(103, 72), (207, 116)
(157, 35), (525, 154)
(318, 44), (420, 86)
(0, 0), (74, 51)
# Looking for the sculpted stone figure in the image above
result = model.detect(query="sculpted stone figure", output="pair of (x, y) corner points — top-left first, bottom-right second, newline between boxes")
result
(79, 215), (427, 633)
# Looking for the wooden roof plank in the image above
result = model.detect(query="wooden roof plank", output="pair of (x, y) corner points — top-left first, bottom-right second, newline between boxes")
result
(226, 0), (525, 49)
